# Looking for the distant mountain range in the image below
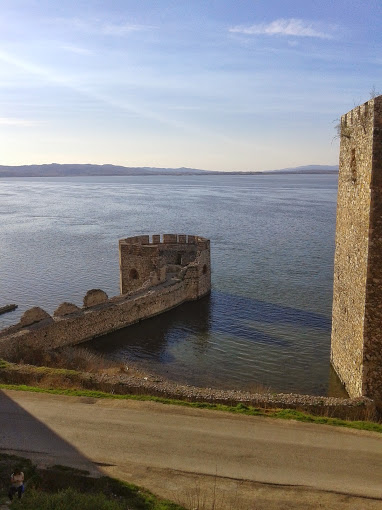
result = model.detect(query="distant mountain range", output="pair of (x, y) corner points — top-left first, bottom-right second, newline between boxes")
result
(0, 163), (339, 177)
(256, 164), (339, 175)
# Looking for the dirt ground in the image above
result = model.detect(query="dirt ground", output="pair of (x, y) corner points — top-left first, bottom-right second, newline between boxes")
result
(2, 390), (382, 510)
(104, 463), (382, 510)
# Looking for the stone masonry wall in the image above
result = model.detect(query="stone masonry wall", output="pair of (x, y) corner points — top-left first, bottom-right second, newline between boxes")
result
(0, 234), (211, 352)
(363, 98), (382, 405)
(119, 242), (161, 293)
(331, 96), (382, 406)
(119, 234), (210, 295)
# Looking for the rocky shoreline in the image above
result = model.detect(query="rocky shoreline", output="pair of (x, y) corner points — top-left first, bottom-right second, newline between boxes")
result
(0, 361), (375, 421)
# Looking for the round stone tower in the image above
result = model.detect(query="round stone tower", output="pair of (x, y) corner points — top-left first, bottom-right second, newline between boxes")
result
(119, 234), (211, 298)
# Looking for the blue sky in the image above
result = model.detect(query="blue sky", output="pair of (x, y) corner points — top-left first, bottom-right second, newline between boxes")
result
(0, 0), (381, 171)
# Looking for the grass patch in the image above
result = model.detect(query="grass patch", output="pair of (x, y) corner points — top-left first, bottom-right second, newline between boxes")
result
(272, 408), (382, 432)
(0, 453), (184, 510)
(0, 359), (9, 369)
(0, 357), (80, 376)
(48, 464), (90, 476)
(30, 365), (80, 376)
(1, 382), (381, 433)
(15, 487), (126, 510)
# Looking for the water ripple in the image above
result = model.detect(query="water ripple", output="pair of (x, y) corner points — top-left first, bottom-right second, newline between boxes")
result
(1, 175), (340, 395)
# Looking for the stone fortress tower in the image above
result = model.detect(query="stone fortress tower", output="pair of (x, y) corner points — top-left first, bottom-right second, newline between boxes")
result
(119, 234), (211, 300)
(331, 96), (382, 407)
(0, 234), (211, 352)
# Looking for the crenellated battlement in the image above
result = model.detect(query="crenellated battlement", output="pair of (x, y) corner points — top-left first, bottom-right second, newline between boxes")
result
(119, 233), (211, 295)
(119, 234), (210, 249)
(341, 100), (371, 127)
(0, 234), (211, 353)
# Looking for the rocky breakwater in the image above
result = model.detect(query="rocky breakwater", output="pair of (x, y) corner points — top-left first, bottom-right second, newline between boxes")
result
(0, 233), (211, 351)
(0, 270), (206, 352)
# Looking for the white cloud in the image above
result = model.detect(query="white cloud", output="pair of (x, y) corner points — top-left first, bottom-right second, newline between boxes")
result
(0, 50), (195, 134)
(229, 18), (333, 39)
(0, 117), (40, 126)
(48, 17), (153, 37)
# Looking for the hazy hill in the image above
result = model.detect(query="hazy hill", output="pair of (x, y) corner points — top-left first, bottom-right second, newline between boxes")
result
(0, 163), (338, 177)
(0, 163), (210, 177)
(261, 164), (338, 174)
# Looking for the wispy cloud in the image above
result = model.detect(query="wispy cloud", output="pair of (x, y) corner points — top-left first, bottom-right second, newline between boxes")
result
(167, 105), (202, 111)
(0, 117), (40, 127)
(229, 18), (333, 39)
(51, 17), (153, 37)
(61, 44), (94, 55)
(102, 23), (151, 36)
(0, 50), (205, 136)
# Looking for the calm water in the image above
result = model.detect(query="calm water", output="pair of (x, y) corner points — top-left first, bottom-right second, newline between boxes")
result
(0, 174), (342, 395)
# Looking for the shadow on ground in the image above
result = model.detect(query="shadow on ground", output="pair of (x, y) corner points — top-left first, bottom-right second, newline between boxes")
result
(0, 390), (100, 482)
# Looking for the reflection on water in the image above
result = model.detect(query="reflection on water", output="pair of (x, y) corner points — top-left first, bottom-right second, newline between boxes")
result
(0, 174), (343, 396)
(85, 291), (346, 397)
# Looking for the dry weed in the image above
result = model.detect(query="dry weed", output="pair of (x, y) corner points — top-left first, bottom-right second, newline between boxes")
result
(174, 474), (258, 510)
(0, 341), (116, 373)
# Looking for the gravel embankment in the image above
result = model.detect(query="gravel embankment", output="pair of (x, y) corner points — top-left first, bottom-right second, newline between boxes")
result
(0, 362), (376, 421)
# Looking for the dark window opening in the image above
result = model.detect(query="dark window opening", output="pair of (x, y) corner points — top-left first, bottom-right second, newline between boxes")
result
(129, 268), (139, 280)
(202, 264), (208, 274)
(350, 148), (357, 184)
(176, 253), (182, 265)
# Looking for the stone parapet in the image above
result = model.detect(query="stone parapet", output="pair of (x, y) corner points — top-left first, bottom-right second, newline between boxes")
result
(0, 234), (211, 353)
(119, 233), (209, 247)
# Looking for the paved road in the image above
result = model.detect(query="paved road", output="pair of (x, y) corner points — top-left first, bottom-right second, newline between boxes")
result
(1, 390), (381, 508)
